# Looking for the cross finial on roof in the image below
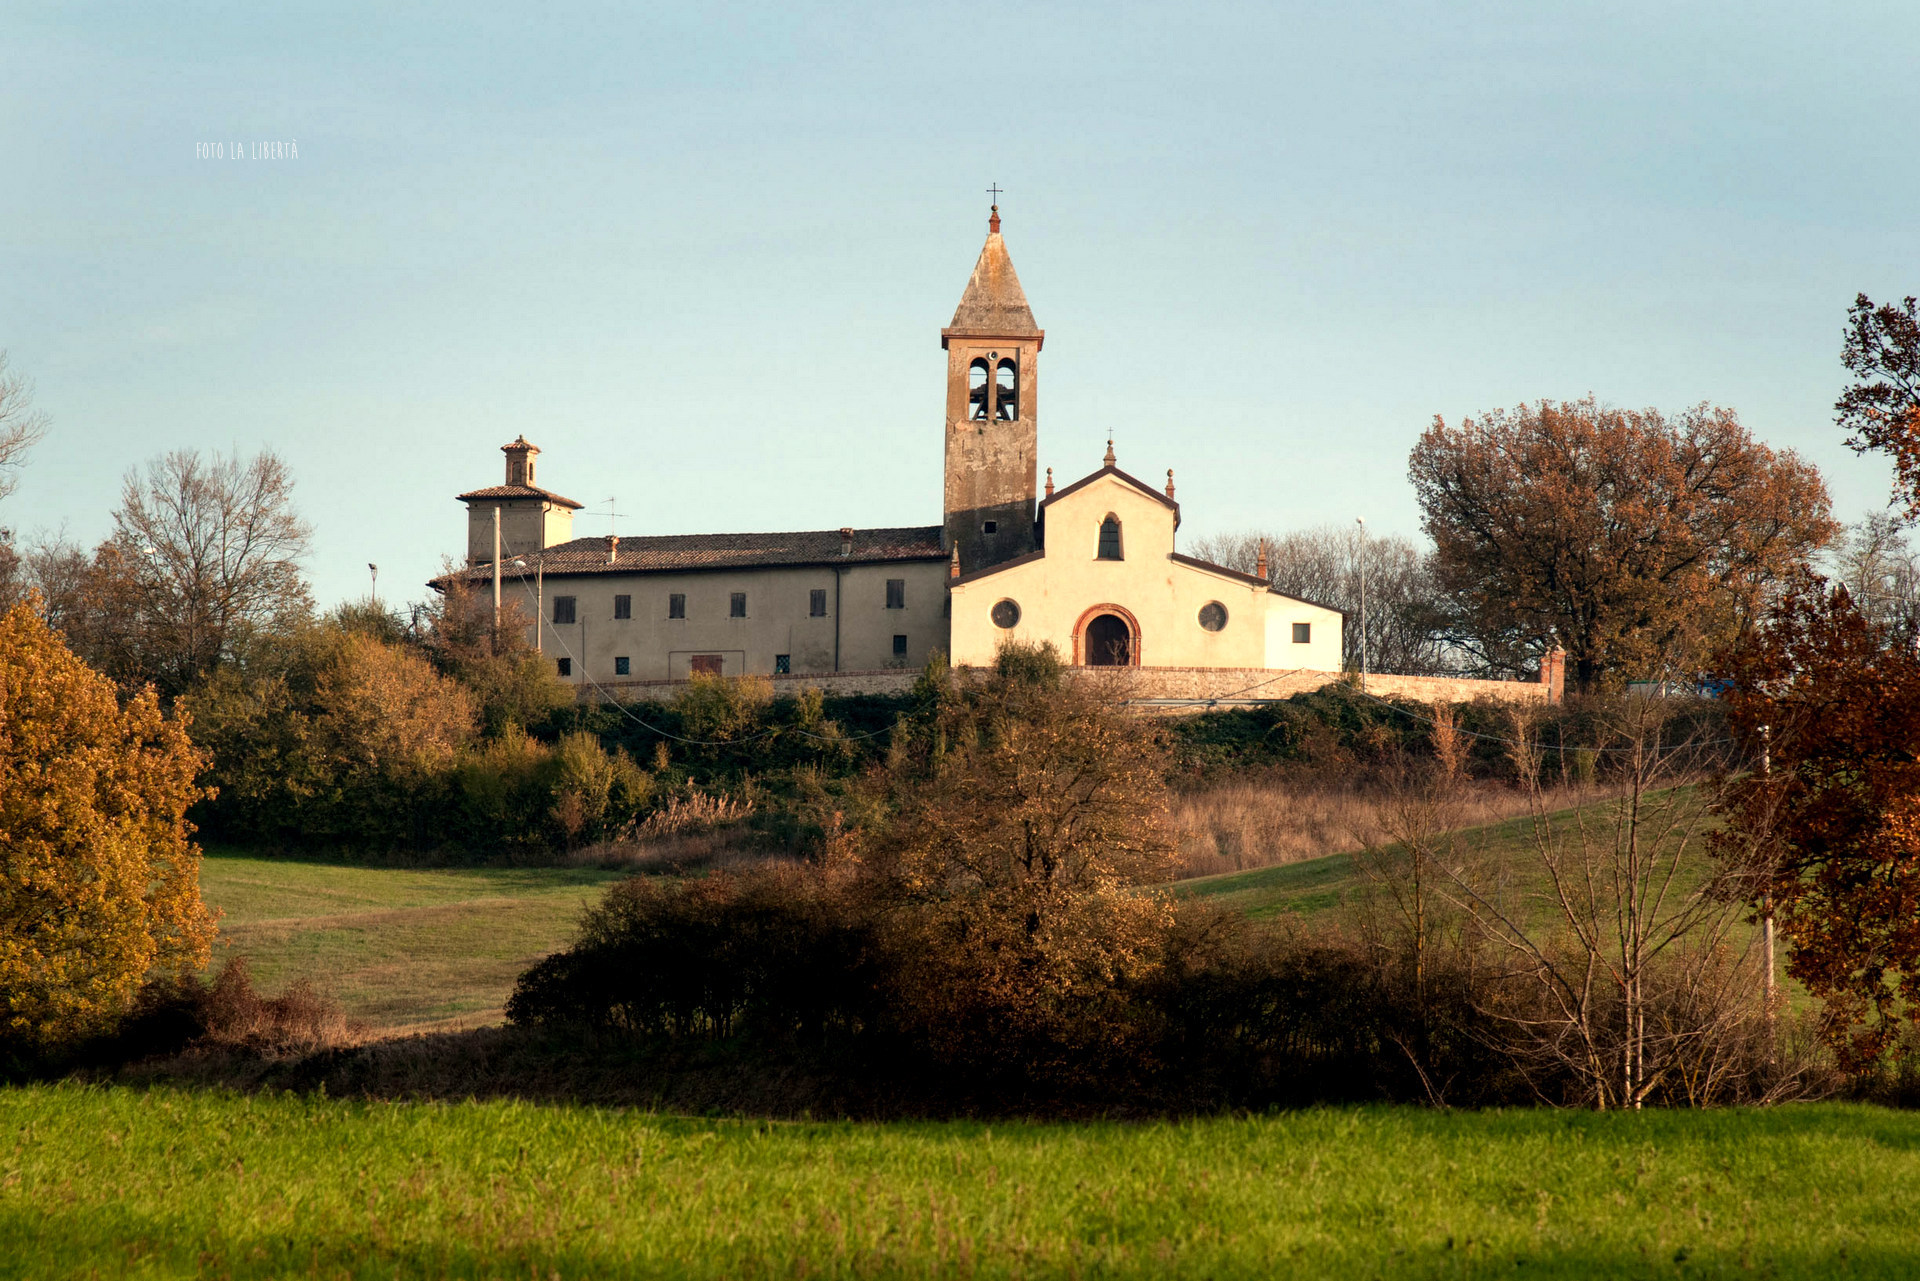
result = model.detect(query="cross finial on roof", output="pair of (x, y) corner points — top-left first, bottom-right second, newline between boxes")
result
(986, 185), (1002, 233)
(1103, 438), (1116, 468)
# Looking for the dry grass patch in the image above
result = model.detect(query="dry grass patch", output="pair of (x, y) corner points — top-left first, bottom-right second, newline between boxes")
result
(1171, 777), (1607, 878)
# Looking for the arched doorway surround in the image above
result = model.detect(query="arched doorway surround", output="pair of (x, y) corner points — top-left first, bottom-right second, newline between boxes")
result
(1073, 603), (1142, 666)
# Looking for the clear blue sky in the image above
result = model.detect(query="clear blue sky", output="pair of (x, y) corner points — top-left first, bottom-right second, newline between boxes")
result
(3, 1), (1914, 608)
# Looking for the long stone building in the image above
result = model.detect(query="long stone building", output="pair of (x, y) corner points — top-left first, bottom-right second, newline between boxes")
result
(439, 208), (1345, 687)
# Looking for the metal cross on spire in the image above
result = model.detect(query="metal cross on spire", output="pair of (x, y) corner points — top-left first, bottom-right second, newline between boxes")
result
(986, 183), (1003, 204)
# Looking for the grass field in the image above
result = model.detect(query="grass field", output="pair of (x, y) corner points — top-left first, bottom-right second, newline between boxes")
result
(199, 853), (628, 1030)
(3, 1086), (1916, 1279)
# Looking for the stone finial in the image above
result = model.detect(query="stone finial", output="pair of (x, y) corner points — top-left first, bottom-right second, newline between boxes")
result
(989, 205), (1001, 234)
(1255, 538), (1268, 581)
(949, 545), (961, 579)
(1165, 469), (1175, 499)
(1103, 438), (1116, 468)
(1044, 466), (1054, 498)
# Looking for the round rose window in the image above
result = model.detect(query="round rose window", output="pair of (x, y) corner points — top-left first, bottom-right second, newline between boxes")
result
(991, 598), (1022, 629)
(1198, 601), (1228, 632)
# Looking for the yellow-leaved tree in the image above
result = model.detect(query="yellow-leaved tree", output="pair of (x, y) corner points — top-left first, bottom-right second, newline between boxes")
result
(0, 600), (214, 1054)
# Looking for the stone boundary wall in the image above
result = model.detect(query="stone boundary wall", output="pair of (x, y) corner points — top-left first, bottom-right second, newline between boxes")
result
(585, 668), (920, 704)
(583, 665), (1548, 708)
(1088, 666), (1550, 709)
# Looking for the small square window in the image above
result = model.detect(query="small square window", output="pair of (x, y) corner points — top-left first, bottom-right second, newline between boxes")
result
(668, 593), (686, 619)
(614, 656), (630, 676)
(893, 634), (908, 656)
(774, 654), (791, 674)
(613, 594), (631, 620)
(730, 592), (747, 618)
(552, 596), (576, 625)
(1292, 622), (1312, 644)
(886, 579), (905, 609)
(982, 520), (998, 535)
(556, 657), (572, 677)
(809, 588), (827, 617)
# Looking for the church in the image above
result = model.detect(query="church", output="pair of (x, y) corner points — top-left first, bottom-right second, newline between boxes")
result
(440, 208), (1345, 686)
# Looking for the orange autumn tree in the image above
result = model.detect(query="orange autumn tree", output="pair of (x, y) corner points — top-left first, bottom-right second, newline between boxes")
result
(0, 600), (214, 1054)
(1409, 398), (1835, 692)
(1713, 580), (1920, 1068)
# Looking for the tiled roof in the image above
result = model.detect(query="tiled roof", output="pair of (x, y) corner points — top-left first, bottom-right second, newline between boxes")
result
(435, 525), (946, 585)
(457, 483), (585, 510)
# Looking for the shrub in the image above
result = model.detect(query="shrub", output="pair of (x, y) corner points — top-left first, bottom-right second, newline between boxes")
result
(508, 863), (880, 1043)
(0, 602), (214, 1057)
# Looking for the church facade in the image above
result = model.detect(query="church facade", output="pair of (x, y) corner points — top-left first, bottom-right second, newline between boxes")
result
(441, 209), (1344, 685)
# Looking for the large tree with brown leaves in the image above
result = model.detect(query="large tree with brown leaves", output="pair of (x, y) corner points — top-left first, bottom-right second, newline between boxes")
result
(1410, 398), (1835, 692)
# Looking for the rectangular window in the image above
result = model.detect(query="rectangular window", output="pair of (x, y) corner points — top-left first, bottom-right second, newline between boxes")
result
(668, 593), (685, 619)
(885, 579), (905, 609)
(552, 596), (576, 625)
(809, 588), (827, 617)
(556, 657), (572, 677)
(774, 654), (791, 674)
(982, 520), (998, 535)
(613, 594), (631, 620)
(614, 656), (630, 676)
(1292, 622), (1312, 644)
(893, 634), (908, 656)
(730, 592), (747, 618)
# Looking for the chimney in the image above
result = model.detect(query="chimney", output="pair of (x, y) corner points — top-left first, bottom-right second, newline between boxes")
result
(1165, 468), (1175, 500)
(1255, 538), (1268, 581)
(839, 526), (854, 557)
(607, 534), (619, 565)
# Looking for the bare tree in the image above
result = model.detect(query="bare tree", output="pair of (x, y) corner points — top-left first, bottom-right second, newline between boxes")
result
(0, 352), (49, 505)
(1187, 523), (1453, 674)
(104, 449), (313, 695)
(1441, 700), (1792, 1107)
(1828, 511), (1920, 646)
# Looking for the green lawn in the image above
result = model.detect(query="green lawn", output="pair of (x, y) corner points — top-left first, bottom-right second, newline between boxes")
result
(3, 1085), (1915, 1279)
(199, 853), (628, 1030)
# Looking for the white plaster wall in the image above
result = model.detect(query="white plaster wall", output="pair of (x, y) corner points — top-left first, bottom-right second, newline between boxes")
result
(949, 473), (1343, 671)
(515, 560), (950, 687)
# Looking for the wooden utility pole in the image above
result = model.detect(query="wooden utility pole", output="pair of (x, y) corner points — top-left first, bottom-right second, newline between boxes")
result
(491, 506), (502, 651)
(1761, 723), (1776, 1026)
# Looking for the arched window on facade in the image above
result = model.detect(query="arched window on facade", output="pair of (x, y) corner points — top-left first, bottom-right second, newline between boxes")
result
(1097, 514), (1123, 560)
(968, 358), (991, 420)
(995, 358), (1018, 420)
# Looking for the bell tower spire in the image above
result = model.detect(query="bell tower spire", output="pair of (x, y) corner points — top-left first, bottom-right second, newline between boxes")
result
(941, 201), (1043, 573)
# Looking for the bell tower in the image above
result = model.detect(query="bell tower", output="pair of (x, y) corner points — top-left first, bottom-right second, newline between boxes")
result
(942, 204), (1043, 574)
